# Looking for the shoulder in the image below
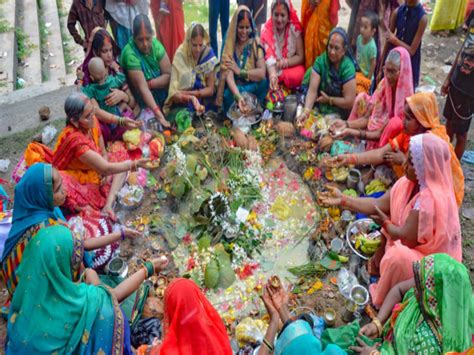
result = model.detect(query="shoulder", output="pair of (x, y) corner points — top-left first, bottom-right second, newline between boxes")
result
(152, 38), (166, 59)
(341, 56), (356, 75)
(313, 53), (326, 71)
(120, 43), (140, 69)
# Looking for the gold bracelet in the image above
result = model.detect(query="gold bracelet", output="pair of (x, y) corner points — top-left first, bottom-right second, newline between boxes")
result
(369, 350), (380, 355)
(262, 338), (273, 352)
(329, 97), (333, 106)
(372, 318), (383, 336)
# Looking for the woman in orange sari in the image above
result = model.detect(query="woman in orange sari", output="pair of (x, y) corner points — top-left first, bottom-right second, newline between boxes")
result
(320, 133), (462, 307)
(52, 92), (149, 216)
(302, 0), (340, 69)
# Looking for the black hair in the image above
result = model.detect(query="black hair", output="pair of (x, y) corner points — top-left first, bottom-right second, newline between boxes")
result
(237, 9), (255, 36)
(191, 23), (205, 39)
(91, 28), (120, 57)
(362, 10), (379, 30)
(132, 14), (154, 38)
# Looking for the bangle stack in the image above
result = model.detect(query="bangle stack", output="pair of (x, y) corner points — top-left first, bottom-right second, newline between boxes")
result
(234, 93), (243, 102)
(372, 318), (383, 336)
(240, 68), (249, 81)
(262, 338), (273, 352)
(142, 261), (155, 278)
(341, 195), (348, 207)
(117, 116), (125, 126)
(120, 227), (126, 241)
(347, 154), (358, 165)
(329, 96), (334, 106)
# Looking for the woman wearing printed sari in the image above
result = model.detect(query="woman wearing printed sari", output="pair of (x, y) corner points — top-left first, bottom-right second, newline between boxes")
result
(163, 23), (218, 120)
(329, 47), (413, 150)
(0, 163), (140, 302)
(302, 0), (340, 69)
(218, 5), (268, 112)
(120, 14), (171, 129)
(352, 254), (473, 354)
(327, 92), (465, 207)
(137, 278), (233, 355)
(6, 222), (168, 354)
(297, 27), (357, 120)
(261, 0), (305, 90)
(53, 93), (149, 216)
(320, 133), (462, 307)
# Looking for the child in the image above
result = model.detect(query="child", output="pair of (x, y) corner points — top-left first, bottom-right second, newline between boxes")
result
(82, 57), (140, 142)
(382, 0), (427, 88)
(442, 11), (474, 160)
(67, 0), (106, 50)
(355, 10), (378, 93)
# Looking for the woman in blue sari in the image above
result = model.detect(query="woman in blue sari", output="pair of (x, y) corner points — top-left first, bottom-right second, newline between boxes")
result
(120, 14), (171, 128)
(163, 23), (218, 125)
(217, 5), (269, 112)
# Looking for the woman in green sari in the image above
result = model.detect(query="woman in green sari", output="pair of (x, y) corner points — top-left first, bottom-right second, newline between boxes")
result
(351, 254), (473, 355)
(120, 14), (171, 128)
(6, 223), (168, 354)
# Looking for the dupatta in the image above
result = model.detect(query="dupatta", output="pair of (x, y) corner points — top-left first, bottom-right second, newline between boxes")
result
(6, 225), (127, 354)
(367, 47), (413, 131)
(164, 23), (218, 113)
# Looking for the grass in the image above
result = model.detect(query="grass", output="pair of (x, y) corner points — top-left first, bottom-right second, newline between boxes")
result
(0, 18), (11, 33)
(16, 27), (36, 62)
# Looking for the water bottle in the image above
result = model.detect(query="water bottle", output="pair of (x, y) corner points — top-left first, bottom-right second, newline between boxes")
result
(337, 268), (358, 299)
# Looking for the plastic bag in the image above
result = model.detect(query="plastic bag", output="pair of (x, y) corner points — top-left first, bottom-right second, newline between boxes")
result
(0, 159), (10, 173)
(41, 125), (58, 145)
(235, 317), (267, 347)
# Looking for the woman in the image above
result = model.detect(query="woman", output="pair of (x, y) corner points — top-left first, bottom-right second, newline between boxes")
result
(431, 0), (467, 32)
(137, 278), (233, 354)
(52, 93), (149, 216)
(320, 133), (462, 306)
(352, 254), (473, 354)
(302, 0), (340, 69)
(5, 223), (168, 354)
(77, 27), (142, 143)
(218, 5), (268, 112)
(164, 23), (218, 121)
(327, 92), (465, 207)
(150, 0), (185, 62)
(330, 47), (413, 150)
(261, 0), (305, 90)
(0, 163), (139, 300)
(297, 27), (357, 120)
(120, 14), (171, 129)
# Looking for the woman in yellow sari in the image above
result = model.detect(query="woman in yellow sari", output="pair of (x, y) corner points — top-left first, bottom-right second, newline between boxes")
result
(302, 0), (340, 69)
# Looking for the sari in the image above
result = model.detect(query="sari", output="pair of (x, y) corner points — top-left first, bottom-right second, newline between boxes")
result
(120, 37), (168, 107)
(370, 134), (462, 306)
(52, 116), (110, 211)
(261, 0), (306, 89)
(145, 278), (232, 355)
(1, 163), (66, 299)
(431, 0), (467, 31)
(221, 5), (269, 111)
(79, 27), (122, 87)
(348, 47), (413, 150)
(164, 23), (218, 115)
(301, 0), (340, 69)
(6, 225), (131, 354)
(380, 254), (473, 354)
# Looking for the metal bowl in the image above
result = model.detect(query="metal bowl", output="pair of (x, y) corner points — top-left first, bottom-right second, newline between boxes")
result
(350, 284), (369, 306)
(345, 218), (375, 260)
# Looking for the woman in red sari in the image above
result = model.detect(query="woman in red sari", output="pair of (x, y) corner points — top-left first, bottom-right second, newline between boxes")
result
(53, 92), (149, 216)
(150, 0), (185, 61)
(137, 278), (233, 355)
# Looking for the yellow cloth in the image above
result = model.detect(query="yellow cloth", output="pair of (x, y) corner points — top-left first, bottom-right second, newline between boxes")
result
(431, 0), (467, 31)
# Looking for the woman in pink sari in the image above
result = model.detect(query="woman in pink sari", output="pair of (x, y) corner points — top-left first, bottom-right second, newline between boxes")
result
(261, 0), (305, 90)
(320, 133), (462, 307)
(329, 47), (413, 150)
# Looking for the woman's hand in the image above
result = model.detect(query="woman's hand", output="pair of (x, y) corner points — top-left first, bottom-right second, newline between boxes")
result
(385, 30), (398, 45)
(322, 155), (349, 168)
(76, 67), (85, 81)
(270, 74), (279, 91)
(329, 119), (348, 134)
(155, 110), (171, 128)
(383, 149), (405, 165)
(349, 338), (380, 355)
(109, 61), (121, 74)
(123, 117), (143, 129)
(137, 158), (152, 169)
(105, 89), (128, 106)
(316, 91), (330, 105)
(295, 110), (310, 128)
(359, 322), (380, 339)
(151, 255), (169, 273)
(261, 285), (279, 320)
(238, 97), (250, 114)
(225, 57), (240, 75)
(371, 206), (389, 226)
(123, 227), (141, 239)
(318, 185), (343, 206)
(267, 284), (290, 311)
(332, 127), (355, 139)
(191, 96), (205, 115)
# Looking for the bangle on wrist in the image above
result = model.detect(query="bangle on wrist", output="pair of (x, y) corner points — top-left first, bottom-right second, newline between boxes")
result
(234, 93), (242, 102)
(372, 318), (383, 336)
(120, 227), (126, 241)
(329, 96), (333, 106)
(153, 106), (161, 116)
(262, 338), (273, 352)
(143, 261), (155, 278)
(347, 153), (358, 165)
(341, 195), (348, 207)
(369, 351), (380, 355)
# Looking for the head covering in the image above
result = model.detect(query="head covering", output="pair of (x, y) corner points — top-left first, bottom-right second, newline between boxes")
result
(2, 163), (65, 261)
(413, 254), (473, 353)
(406, 92), (464, 206)
(368, 47), (413, 132)
(164, 23), (217, 113)
(152, 278), (232, 355)
(261, 0), (303, 66)
(6, 225), (128, 354)
(327, 27), (358, 70)
(408, 134), (461, 260)
(79, 27), (121, 87)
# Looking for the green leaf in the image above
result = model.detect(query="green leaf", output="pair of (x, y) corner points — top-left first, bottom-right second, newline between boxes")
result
(171, 176), (186, 198)
(186, 154), (198, 173)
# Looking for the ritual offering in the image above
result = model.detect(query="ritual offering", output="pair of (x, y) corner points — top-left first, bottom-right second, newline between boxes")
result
(346, 218), (382, 260)
(269, 275), (282, 290)
(118, 185), (144, 210)
(323, 308), (337, 326)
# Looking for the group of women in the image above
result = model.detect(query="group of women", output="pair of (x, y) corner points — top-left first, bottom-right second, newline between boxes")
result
(2, 0), (473, 353)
